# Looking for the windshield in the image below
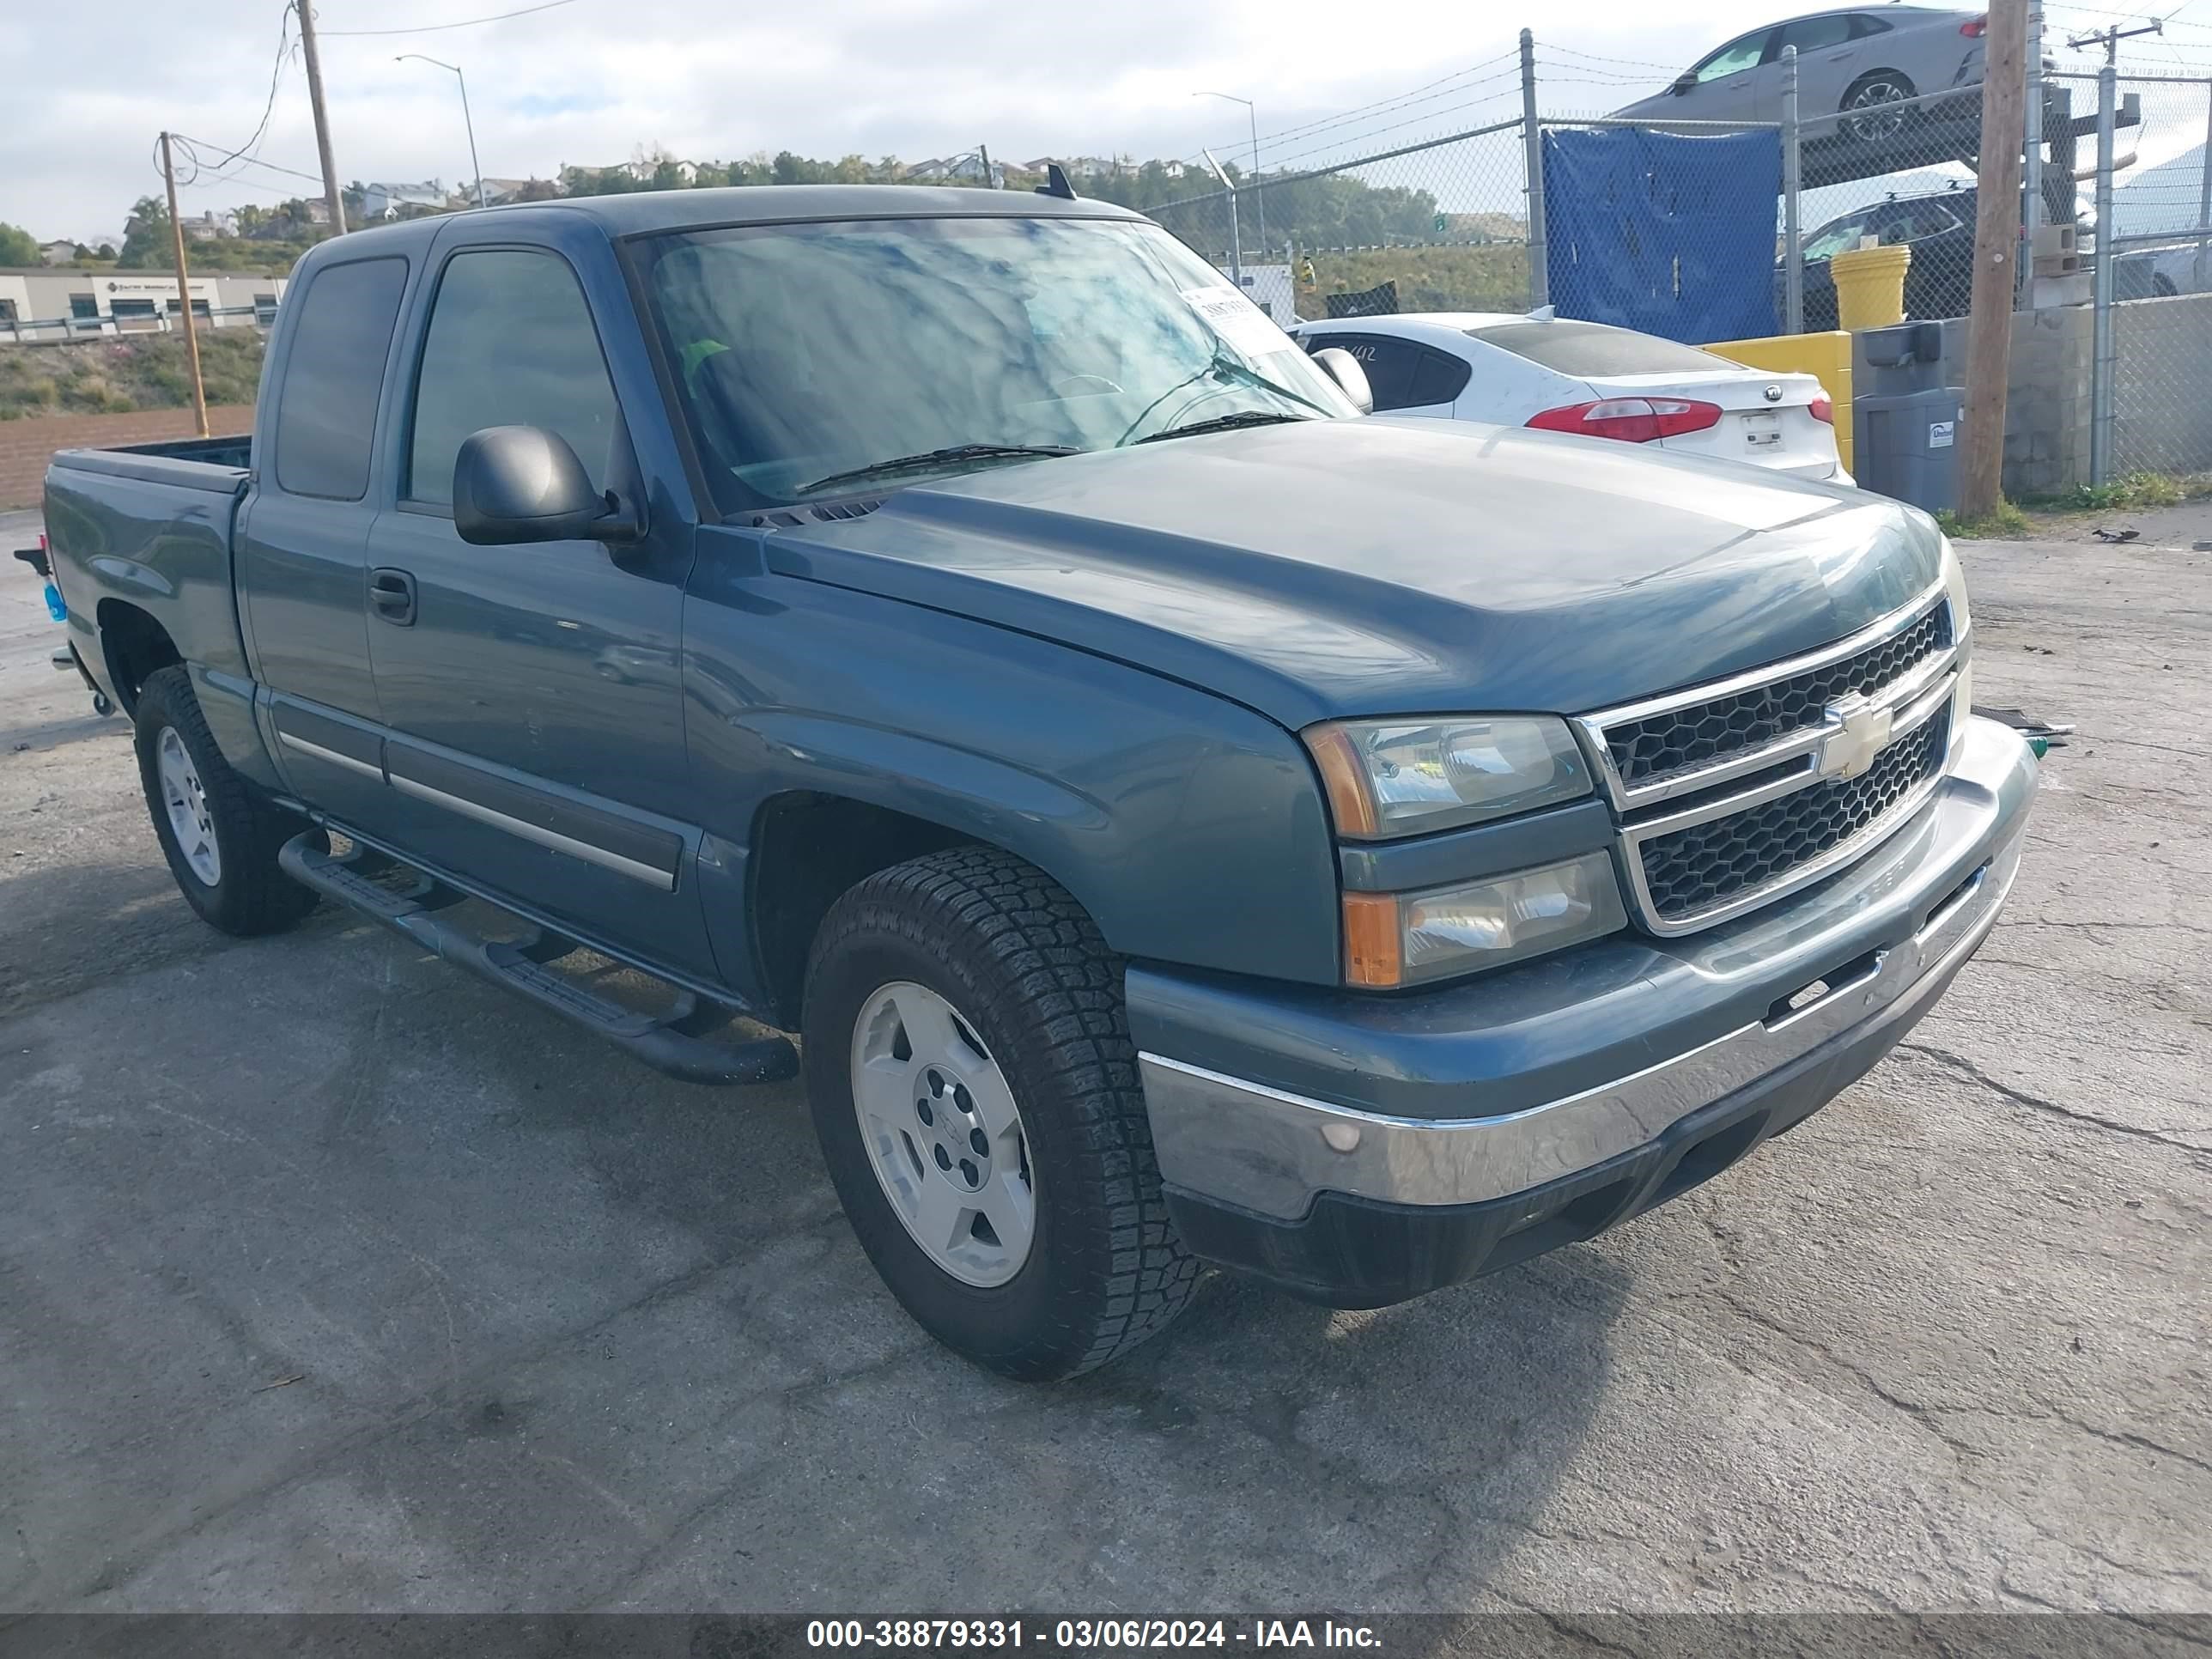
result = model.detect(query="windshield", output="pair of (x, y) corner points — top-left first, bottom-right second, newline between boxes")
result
(635, 215), (1351, 513)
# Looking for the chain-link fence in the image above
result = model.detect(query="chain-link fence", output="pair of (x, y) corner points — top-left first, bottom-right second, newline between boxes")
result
(2084, 70), (2212, 480)
(1133, 34), (2019, 343)
(1145, 117), (1538, 323)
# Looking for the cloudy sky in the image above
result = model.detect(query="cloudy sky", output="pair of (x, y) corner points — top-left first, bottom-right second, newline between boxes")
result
(2, 0), (2197, 244)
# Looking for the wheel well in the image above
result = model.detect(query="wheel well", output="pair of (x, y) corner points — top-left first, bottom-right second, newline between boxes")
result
(750, 794), (971, 1026)
(95, 600), (183, 715)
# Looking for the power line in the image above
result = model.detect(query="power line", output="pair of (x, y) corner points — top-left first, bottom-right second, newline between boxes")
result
(317, 0), (580, 35)
(194, 3), (299, 181)
(168, 135), (326, 186)
(1181, 50), (1520, 165)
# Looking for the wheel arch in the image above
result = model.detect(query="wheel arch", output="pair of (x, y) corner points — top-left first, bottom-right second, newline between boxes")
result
(94, 599), (183, 717)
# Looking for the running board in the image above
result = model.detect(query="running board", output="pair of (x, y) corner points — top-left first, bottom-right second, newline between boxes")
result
(279, 832), (799, 1086)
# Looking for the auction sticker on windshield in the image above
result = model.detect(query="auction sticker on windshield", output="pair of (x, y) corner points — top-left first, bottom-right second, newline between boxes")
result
(1182, 284), (1287, 358)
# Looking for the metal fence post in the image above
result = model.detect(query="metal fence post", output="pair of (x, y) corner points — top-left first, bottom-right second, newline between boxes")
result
(1521, 28), (1548, 309)
(2196, 76), (2212, 291)
(2091, 61), (2118, 486)
(2021, 4), (2045, 307)
(1782, 46), (1803, 335)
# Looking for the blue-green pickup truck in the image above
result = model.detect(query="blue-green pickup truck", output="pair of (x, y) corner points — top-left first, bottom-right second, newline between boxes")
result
(43, 185), (2035, 1379)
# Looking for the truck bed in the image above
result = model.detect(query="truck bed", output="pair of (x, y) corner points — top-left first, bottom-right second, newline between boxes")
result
(52, 432), (252, 494)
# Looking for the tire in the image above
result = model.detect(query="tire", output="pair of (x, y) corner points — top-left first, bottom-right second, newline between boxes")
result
(1841, 71), (1917, 143)
(133, 665), (320, 937)
(2154, 273), (2179, 299)
(802, 847), (1198, 1380)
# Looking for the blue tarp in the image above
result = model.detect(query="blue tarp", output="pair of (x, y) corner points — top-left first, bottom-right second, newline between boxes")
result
(1543, 127), (1779, 344)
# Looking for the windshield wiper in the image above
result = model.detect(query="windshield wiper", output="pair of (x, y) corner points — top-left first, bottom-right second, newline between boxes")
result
(800, 443), (1078, 496)
(1116, 342), (1334, 447)
(1134, 410), (1309, 445)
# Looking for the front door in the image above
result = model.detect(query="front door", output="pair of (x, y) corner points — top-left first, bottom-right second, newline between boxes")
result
(362, 232), (713, 975)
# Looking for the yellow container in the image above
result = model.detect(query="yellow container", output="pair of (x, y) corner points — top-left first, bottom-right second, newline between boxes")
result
(1704, 330), (1854, 471)
(1828, 243), (1911, 331)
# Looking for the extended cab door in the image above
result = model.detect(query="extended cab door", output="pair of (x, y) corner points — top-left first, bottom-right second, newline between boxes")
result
(361, 217), (715, 976)
(239, 253), (411, 827)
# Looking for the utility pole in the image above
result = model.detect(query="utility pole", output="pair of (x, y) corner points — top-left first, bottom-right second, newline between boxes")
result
(157, 132), (210, 441)
(1958, 0), (2028, 521)
(978, 143), (994, 188)
(296, 0), (349, 234)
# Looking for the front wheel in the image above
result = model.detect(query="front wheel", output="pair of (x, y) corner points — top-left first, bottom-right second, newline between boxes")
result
(1841, 71), (1917, 143)
(133, 665), (320, 936)
(802, 848), (1198, 1380)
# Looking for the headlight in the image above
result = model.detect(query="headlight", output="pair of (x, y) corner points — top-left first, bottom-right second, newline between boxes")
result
(1940, 534), (1972, 640)
(1342, 852), (1627, 988)
(1941, 534), (1973, 733)
(1304, 715), (1592, 840)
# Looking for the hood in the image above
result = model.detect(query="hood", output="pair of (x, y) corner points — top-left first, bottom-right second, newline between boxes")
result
(763, 416), (1942, 732)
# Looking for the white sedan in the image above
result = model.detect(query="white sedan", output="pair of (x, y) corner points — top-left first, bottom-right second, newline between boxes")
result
(1287, 312), (1850, 484)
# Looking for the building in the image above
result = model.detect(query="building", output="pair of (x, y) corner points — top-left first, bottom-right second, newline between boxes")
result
(179, 210), (240, 240)
(0, 269), (289, 342)
(37, 240), (77, 265)
(468, 176), (554, 206)
(359, 181), (448, 221)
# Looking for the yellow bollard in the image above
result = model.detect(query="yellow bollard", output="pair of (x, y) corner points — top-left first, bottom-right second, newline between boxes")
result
(1828, 244), (1912, 330)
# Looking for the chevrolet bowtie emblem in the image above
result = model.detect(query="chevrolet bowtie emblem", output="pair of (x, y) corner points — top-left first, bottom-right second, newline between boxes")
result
(1817, 693), (1893, 780)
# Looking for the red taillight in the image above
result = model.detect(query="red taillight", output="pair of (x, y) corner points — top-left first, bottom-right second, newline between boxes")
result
(1810, 394), (1834, 424)
(1527, 397), (1723, 443)
(1960, 15), (1986, 35)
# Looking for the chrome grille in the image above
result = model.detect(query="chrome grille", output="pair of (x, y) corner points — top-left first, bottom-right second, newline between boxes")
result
(1637, 711), (1950, 922)
(1606, 605), (1952, 790)
(1577, 580), (1965, 936)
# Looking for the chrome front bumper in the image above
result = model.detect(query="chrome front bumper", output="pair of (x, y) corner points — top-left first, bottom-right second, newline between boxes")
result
(1135, 716), (2035, 1226)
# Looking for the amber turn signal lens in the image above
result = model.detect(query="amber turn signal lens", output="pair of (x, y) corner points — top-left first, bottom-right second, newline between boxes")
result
(1305, 724), (1381, 839)
(1342, 892), (1403, 988)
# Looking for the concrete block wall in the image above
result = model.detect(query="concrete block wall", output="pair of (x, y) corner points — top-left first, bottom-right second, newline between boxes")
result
(0, 406), (254, 510)
(2004, 306), (2091, 500)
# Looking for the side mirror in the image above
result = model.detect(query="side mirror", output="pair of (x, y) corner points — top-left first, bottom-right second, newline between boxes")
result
(1673, 72), (1698, 95)
(453, 425), (643, 546)
(1312, 347), (1374, 416)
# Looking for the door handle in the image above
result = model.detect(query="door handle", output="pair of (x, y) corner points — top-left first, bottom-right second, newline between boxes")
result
(369, 567), (417, 627)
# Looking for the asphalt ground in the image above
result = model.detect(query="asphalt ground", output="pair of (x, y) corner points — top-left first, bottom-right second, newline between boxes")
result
(2, 506), (2205, 1614)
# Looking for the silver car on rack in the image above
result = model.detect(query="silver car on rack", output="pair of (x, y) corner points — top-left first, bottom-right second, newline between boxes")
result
(1613, 7), (1988, 140)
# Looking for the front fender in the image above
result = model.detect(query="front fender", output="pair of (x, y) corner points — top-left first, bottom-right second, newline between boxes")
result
(682, 541), (1342, 998)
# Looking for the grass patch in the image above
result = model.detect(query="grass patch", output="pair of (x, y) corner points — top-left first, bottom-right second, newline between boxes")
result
(2027, 471), (2212, 514)
(1936, 500), (2035, 540)
(1294, 244), (1534, 319)
(0, 330), (264, 419)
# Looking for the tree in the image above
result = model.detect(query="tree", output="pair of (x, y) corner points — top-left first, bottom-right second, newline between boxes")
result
(116, 197), (171, 268)
(0, 222), (40, 265)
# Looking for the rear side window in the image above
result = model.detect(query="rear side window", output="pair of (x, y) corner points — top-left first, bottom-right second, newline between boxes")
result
(273, 258), (409, 501)
(1305, 334), (1469, 411)
(404, 249), (621, 507)
(1469, 320), (1733, 378)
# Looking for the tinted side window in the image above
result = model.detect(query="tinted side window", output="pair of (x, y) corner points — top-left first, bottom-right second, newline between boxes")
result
(1781, 15), (1855, 52)
(1850, 14), (1893, 37)
(273, 257), (408, 501)
(1313, 336), (1425, 410)
(1409, 349), (1473, 407)
(406, 250), (620, 507)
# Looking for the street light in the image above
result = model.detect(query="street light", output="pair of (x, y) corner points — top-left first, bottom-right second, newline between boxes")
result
(1194, 90), (1265, 258)
(397, 54), (488, 209)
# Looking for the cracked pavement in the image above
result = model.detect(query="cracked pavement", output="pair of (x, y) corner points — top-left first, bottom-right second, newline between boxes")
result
(2, 508), (2206, 1613)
